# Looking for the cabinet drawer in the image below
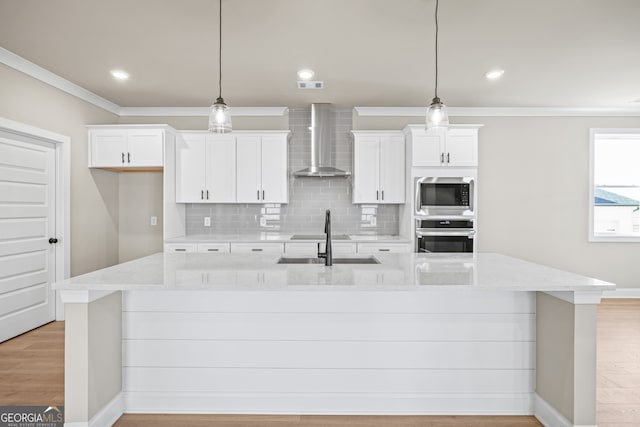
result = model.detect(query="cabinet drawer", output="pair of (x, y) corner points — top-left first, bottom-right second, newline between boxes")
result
(164, 243), (197, 253)
(357, 243), (412, 254)
(197, 243), (231, 253)
(230, 243), (285, 253)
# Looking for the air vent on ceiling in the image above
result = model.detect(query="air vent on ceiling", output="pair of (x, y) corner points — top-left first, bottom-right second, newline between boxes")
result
(297, 81), (324, 89)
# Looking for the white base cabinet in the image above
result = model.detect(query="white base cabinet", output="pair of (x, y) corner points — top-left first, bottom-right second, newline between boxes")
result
(88, 125), (169, 169)
(351, 131), (405, 204)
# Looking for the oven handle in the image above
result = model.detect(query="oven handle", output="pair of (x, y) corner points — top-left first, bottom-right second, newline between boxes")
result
(416, 230), (476, 238)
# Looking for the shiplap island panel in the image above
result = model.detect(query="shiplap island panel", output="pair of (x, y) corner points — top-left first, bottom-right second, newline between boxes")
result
(54, 252), (613, 427)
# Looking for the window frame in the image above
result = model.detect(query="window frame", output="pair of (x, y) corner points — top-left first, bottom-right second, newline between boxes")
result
(589, 128), (640, 242)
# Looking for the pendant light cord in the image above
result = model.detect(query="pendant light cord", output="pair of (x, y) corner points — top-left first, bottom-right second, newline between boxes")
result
(434, 0), (439, 99)
(218, 0), (223, 99)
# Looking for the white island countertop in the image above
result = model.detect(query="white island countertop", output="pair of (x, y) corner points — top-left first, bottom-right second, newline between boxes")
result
(53, 252), (614, 293)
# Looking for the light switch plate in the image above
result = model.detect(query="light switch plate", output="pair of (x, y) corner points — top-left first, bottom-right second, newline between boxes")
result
(150, 216), (157, 226)
(204, 216), (211, 227)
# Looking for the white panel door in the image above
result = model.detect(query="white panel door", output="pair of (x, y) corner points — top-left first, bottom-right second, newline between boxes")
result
(446, 129), (478, 167)
(379, 135), (405, 203)
(412, 133), (445, 167)
(260, 135), (288, 203)
(0, 137), (56, 342)
(175, 134), (206, 203)
(236, 136), (261, 203)
(126, 129), (164, 167)
(353, 136), (380, 203)
(205, 134), (236, 203)
(90, 129), (127, 167)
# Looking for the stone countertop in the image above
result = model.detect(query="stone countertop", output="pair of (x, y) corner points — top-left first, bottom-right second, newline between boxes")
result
(53, 252), (615, 293)
(164, 233), (412, 243)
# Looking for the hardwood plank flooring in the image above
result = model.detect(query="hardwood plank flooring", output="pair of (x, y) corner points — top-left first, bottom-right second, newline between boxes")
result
(1, 299), (638, 426)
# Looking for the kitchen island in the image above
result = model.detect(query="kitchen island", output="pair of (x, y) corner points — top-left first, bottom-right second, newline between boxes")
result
(54, 252), (613, 427)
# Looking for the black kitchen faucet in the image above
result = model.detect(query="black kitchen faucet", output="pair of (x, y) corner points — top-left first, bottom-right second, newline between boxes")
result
(317, 209), (332, 266)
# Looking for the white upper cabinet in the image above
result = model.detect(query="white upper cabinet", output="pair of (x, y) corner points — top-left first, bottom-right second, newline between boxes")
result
(352, 131), (405, 204)
(88, 126), (166, 169)
(405, 125), (482, 167)
(175, 133), (236, 203)
(236, 134), (288, 204)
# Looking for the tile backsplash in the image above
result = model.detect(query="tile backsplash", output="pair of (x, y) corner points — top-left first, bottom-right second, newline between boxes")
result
(185, 108), (399, 235)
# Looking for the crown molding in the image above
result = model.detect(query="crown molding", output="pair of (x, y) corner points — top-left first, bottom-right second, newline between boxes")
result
(119, 106), (288, 117)
(0, 47), (122, 115)
(354, 106), (640, 117)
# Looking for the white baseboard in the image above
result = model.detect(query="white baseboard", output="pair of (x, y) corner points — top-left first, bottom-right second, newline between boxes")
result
(64, 393), (123, 427)
(602, 288), (640, 299)
(534, 394), (597, 427)
(124, 391), (534, 415)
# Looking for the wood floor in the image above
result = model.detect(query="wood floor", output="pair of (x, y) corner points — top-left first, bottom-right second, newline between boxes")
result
(0, 299), (638, 426)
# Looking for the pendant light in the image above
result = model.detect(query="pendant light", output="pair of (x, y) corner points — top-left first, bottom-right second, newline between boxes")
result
(208, 0), (232, 133)
(426, 0), (449, 130)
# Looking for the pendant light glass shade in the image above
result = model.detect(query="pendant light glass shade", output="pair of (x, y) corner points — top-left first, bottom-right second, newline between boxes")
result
(426, 96), (449, 129)
(208, 0), (232, 133)
(426, 0), (449, 131)
(209, 97), (232, 133)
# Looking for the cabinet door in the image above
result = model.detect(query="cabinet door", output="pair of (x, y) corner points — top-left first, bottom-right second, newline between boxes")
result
(90, 129), (127, 167)
(127, 129), (164, 167)
(236, 136), (262, 203)
(412, 132), (445, 167)
(353, 136), (380, 203)
(379, 135), (405, 203)
(261, 135), (288, 203)
(445, 129), (477, 167)
(205, 134), (236, 202)
(175, 134), (206, 203)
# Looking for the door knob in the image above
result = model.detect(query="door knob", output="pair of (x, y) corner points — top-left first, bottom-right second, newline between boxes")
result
(49, 238), (58, 244)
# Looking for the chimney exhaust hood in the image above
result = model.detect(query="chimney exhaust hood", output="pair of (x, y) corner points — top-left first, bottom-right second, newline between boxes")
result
(293, 103), (351, 177)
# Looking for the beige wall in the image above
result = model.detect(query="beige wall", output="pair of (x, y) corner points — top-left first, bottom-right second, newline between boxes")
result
(118, 172), (164, 263)
(0, 64), (119, 276)
(355, 113), (640, 288)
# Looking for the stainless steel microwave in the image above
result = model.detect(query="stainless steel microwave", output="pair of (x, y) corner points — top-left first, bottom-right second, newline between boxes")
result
(415, 177), (474, 216)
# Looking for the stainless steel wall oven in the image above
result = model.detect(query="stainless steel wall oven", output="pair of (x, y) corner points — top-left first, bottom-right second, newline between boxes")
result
(415, 218), (475, 253)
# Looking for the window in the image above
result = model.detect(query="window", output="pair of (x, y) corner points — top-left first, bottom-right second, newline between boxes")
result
(589, 129), (640, 241)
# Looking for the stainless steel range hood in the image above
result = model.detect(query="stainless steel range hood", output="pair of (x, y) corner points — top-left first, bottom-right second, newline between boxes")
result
(293, 103), (351, 177)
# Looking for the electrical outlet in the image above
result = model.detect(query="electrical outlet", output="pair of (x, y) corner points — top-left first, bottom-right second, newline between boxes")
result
(150, 216), (157, 226)
(204, 216), (211, 227)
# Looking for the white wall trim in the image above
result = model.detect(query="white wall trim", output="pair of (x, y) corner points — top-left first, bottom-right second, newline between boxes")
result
(603, 288), (640, 298)
(119, 106), (289, 117)
(354, 106), (640, 117)
(542, 291), (603, 305)
(123, 391), (534, 415)
(64, 393), (123, 427)
(534, 394), (597, 427)
(0, 47), (121, 116)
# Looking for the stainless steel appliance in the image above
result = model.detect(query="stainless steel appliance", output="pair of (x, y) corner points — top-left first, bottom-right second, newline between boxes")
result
(415, 218), (475, 253)
(415, 177), (474, 217)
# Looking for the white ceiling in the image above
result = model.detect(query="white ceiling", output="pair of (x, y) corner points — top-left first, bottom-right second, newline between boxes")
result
(1, 0), (640, 109)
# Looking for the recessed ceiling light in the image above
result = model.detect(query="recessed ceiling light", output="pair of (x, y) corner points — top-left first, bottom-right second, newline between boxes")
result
(485, 69), (505, 80)
(297, 69), (315, 80)
(110, 70), (130, 80)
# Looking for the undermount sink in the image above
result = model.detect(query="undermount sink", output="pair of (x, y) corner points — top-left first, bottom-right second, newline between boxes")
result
(289, 234), (351, 240)
(277, 256), (380, 265)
